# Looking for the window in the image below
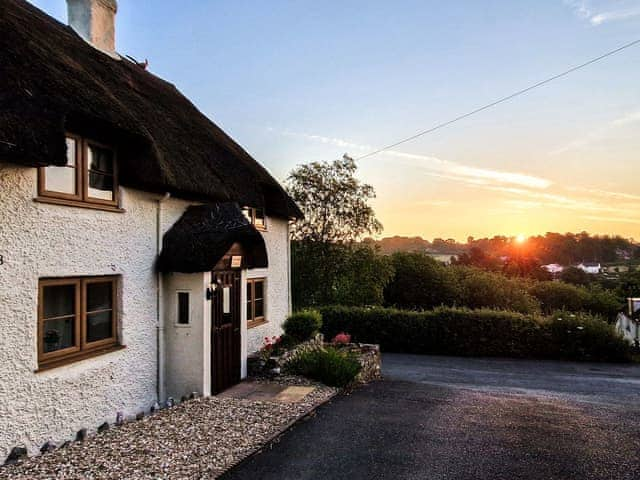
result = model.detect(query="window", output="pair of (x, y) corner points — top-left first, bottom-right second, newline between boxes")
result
(38, 276), (119, 369)
(177, 291), (190, 325)
(242, 206), (266, 230)
(246, 278), (266, 328)
(38, 135), (119, 209)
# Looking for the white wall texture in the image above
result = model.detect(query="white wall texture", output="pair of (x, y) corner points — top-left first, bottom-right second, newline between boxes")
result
(163, 272), (210, 401)
(0, 165), (191, 458)
(245, 217), (291, 354)
(0, 164), (292, 459)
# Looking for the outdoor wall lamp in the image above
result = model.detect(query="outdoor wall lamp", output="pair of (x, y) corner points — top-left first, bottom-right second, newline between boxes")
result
(206, 282), (217, 301)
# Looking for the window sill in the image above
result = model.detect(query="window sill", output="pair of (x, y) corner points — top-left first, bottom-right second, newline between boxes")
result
(36, 344), (126, 373)
(248, 319), (268, 329)
(35, 197), (125, 213)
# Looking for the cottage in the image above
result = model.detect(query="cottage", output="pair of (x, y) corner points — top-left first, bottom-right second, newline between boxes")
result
(0, 0), (301, 458)
(576, 262), (601, 274)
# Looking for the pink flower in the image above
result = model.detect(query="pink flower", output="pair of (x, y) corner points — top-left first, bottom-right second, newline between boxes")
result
(332, 332), (351, 345)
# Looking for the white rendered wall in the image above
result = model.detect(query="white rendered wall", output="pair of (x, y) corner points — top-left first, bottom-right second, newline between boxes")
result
(244, 218), (291, 356)
(163, 272), (210, 400)
(0, 164), (192, 458)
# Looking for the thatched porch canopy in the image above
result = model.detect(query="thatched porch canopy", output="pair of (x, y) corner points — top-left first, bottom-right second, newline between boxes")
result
(158, 203), (268, 273)
(0, 0), (301, 219)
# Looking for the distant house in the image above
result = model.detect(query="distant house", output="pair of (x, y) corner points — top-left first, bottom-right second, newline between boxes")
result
(577, 262), (601, 274)
(542, 263), (564, 275)
(0, 0), (301, 458)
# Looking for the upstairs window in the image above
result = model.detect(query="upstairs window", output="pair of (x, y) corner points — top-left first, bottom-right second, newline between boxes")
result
(38, 135), (119, 209)
(242, 206), (266, 230)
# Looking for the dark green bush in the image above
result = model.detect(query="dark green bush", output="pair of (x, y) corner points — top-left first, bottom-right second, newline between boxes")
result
(285, 346), (362, 387)
(452, 266), (540, 314)
(318, 305), (631, 362)
(545, 312), (631, 362)
(529, 281), (622, 320)
(385, 252), (460, 309)
(283, 310), (323, 342)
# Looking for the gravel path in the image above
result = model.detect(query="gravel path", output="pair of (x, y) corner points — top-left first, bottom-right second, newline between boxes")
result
(1, 380), (336, 479)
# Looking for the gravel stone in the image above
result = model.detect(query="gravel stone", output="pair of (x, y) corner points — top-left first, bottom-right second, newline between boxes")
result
(0, 378), (336, 479)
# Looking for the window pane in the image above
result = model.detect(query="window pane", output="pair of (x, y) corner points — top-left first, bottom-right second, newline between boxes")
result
(223, 287), (231, 314)
(88, 145), (115, 200)
(247, 301), (253, 320)
(254, 299), (264, 318)
(44, 166), (76, 194)
(88, 173), (114, 200)
(88, 145), (114, 174)
(86, 311), (113, 343)
(246, 282), (253, 302)
(87, 282), (112, 312)
(177, 292), (189, 325)
(65, 137), (77, 166)
(43, 284), (76, 318)
(43, 318), (75, 353)
(254, 280), (264, 300)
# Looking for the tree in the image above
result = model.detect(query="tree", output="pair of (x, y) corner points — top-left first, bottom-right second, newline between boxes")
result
(286, 155), (382, 243)
(560, 266), (591, 286)
(287, 156), (389, 309)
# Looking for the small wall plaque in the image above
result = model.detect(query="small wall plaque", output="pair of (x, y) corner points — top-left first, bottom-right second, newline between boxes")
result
(230, 255), (242, 268)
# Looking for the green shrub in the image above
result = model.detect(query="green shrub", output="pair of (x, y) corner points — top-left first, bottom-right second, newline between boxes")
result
(285, 346), (362, 387)
(452, 267), (540, 314)
(545, 311), (631, 362)
(385, 253), (460, 309)
(318, 305), (631, 362)
(529, 281), (622, 320)
(283, 310), (323, 342)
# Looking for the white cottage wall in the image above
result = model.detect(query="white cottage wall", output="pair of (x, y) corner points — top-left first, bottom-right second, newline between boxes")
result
(0, 165), (192, 457)
(245, 218), (291, 356)
(163, 272), (210, 401)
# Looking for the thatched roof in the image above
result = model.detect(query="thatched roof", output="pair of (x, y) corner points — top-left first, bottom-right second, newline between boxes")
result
(159, 203), (268, 273)
(0, 0), (301, 219)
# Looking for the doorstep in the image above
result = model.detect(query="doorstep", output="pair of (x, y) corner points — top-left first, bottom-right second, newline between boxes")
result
(218, 381), (315, 403)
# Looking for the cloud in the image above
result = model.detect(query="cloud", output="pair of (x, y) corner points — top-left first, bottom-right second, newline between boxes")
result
(272, 128), (552, 190)
(568, 186), (640, 202)
(564, 0), (640, 25)
(549, 109), (640, 155)
(590, 7), (640, 25)
(581, 215), (640, 224)
(485, 185), (638, 215)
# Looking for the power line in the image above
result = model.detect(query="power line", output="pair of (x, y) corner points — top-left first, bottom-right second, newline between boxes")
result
(355, 38), (640, 161)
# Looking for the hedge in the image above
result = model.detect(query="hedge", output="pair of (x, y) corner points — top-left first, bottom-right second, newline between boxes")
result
(318, 306), (631, 362)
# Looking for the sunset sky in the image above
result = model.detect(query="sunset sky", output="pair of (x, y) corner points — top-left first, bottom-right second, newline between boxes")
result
(33, 0), (640, 241)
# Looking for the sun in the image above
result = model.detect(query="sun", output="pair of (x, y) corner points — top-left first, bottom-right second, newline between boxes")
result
(515, 234), (526, 244)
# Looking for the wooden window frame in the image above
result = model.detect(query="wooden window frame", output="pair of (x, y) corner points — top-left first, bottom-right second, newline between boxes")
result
(38, 134), (119, 210)
(242, 206), (267, 231)
(38, 276), (120, 370)
(246, 278), (266, 328)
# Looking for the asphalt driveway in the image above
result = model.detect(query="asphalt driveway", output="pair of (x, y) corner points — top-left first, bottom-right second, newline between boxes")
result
(221, 354), (640, 480)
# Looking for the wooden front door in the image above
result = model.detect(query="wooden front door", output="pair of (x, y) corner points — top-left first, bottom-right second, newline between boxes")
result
(211, 270), (241, 394)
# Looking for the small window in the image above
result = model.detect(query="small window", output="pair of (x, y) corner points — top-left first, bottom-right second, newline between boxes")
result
(247, 278), (266, 328)
(38, 135), (119, 209)
(38, 276), (119, 369)
(242, 206), (266, 231)
(177, 292), (190, 325)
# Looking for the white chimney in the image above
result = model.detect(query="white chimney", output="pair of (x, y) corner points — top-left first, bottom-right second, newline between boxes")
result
(67, 0), (118, 54)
